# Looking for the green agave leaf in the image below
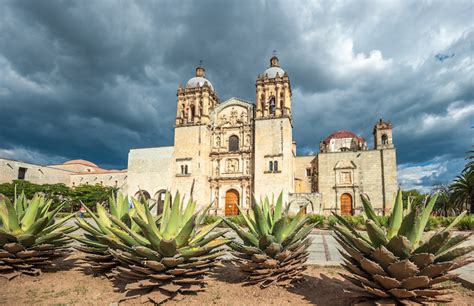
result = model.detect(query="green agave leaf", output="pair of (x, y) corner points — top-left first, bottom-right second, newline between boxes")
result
(42, 214), (75, 236)
(4, 197), (21, 233)
(413, 193), (439, 247)
(109, 227), (141, 247)
(365, 219), (388, 247)
(109, 193), (118, 217)
(21, 195), (40, 230)
(273, 192), (283, 223)
(222, 218), (258, 247)
(97, 204), (113, 228)
(189, 230), (228, 247)
(81, 203), (111, 235)
(162, 192), (181, 239)
(252, 198), (270, 236)
(414, 231), (450, 254)
(24, 215), (49, 236)
(331, 212), (371, 244)
(436, 246), (474, 262)
(436, 234), (471, 256)
(132, 215), (162, 250)
(272, 216), (291, 243)
(179, 238), (230, 258)
(132, 245), (161, 261)
(288, 223), (317, 246)
(0, 203), (10, 232)
(75, 218), (103, 236)
(387, 189), (403, 239)
(360, 193), (380, 227)
(386, 235), (412, 259)
(175, 213), (197, 248)
(235, 204), (258, 236)
(108, 214), (149, 247)
(189, 219), (222, 245)
(441, 211), (468, 233)
(397, 208), (419, 244)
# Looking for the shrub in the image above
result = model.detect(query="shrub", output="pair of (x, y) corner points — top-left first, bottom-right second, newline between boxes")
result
(425, 217), (441, 231)
(307, 214), (325, 227)
(457, 215), (474, 231)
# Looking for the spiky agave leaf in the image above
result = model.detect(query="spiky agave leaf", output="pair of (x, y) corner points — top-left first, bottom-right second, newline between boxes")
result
(334, 190), (474, 304)
(103, 191), (228, 304)
(225, 192), (318, 288)
(0, 193), (74, 280)
(71, 192), (139, 275)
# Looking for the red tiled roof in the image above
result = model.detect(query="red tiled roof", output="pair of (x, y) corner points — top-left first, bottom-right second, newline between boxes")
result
(63, 159), (98, 168)
(323, 130), (364, 143)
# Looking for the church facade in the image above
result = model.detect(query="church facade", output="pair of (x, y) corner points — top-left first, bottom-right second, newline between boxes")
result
(0, 56), (397, 216)
(125, 56), (398, 216)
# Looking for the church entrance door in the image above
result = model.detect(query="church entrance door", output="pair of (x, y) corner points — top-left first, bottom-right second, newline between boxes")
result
(340, 193), (353, 216)
(225, 189), (239, 216)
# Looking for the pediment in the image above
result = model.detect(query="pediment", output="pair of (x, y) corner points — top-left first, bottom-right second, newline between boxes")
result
(334, 160), (356, 170)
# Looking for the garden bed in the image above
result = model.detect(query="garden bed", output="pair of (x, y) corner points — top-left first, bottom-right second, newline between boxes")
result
(0, 252), (473, 305)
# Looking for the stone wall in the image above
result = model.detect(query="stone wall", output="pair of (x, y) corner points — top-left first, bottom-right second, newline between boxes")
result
(0, 158), (72, 185)
(253, 117), (294, 204)
(294, 155), (315, 193)
(70, 172), (128, 192)
(127, 146), (174, 201)
(316, 148), (397, 215)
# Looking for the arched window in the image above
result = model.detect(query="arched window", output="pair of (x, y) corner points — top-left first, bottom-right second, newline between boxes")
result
(274, 161), (279, 172)
(382, 134), (389, 145)
(190, 105), (195, 121)
(269, 96), (276, 115)
(269, 161), (273, 172)
(229, 135), (239, 152)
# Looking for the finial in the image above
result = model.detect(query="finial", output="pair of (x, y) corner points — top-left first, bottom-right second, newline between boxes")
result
(199, 59), (203, 67)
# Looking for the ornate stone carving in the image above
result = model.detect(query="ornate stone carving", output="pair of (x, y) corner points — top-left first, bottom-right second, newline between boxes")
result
(226, 158), (239, 173)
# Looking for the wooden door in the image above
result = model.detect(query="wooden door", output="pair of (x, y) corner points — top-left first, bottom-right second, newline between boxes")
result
(225, 189), (239, 216)
(340, 193), (353, 216)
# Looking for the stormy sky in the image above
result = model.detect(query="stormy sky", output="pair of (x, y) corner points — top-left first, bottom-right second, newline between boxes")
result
(0, 0), (472, 192)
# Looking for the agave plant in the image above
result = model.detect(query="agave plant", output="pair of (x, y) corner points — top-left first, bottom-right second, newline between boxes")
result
(95, 191), (229, 304)
(72, 192), (136, 275)
(223, 193), (318, 288)
(334, 190), (474, 304)
(0, 191), (75, 280)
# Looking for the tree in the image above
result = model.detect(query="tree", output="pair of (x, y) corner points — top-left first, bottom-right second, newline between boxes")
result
(450, 171), (474, 214)
(449, 148), (474, 214)
(69, 184), (118, 211)
(401, 189), (426, 208)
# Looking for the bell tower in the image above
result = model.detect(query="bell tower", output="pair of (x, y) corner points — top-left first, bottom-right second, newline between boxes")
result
(253, 55), (295, 204)
(255, 55), (292, 120)
(176, 64), (219, 126)
(373, 118), (394, 149)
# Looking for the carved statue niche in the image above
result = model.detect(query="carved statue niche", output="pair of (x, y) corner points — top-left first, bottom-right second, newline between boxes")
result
(229, 108), (239, 126)
(215, 135), (221, 148)
(226, 158), (239, 173)
(240, 111), (248, 124)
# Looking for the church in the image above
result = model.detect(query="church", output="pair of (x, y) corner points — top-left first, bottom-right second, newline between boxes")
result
(0, 56), (398, 216)
(125, 55), (398, 216)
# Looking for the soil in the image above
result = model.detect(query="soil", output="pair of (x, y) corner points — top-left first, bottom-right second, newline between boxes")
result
(0, 253), (473, 305)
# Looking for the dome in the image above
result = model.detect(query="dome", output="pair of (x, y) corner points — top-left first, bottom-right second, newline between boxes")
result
(263, 66), (285, 78)
(186, 76), (214, 90)
(63, 159), (98, 168)
(323, 130), (364, 143)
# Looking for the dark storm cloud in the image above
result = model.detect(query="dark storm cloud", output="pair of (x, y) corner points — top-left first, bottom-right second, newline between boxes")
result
(0, 0), (473, 189)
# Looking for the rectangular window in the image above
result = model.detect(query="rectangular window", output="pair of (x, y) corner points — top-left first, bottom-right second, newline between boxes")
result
(340, 171), (352, 184)
(18, 167), (27, 180)
(306, 168), (312, 177)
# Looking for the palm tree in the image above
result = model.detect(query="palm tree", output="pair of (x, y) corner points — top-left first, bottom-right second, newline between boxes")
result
(465, 148), (474, 173)
(450, 171), (474, 213)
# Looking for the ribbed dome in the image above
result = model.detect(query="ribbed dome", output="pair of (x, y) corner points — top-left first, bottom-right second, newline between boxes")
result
(263, 66), (285, 78)
(323, 130), (364, 143)
(186, 76), (214, 90)
(63, 159), (98, 168)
